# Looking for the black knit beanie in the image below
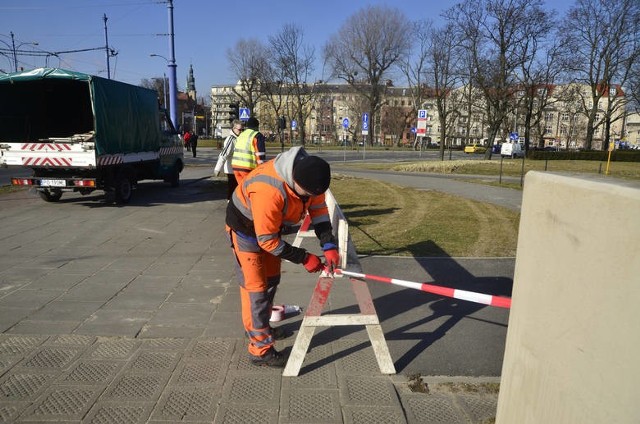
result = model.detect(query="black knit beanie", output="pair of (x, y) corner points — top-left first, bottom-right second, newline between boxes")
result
(293, 156), (331, 195)
(246, 117), (259, 130)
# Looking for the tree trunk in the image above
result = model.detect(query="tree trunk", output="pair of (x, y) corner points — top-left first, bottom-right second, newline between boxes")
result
(604, 117), (613, 151)
(585, 116), (595, 150)
(483, 125), (499, 160)
(439, 126), (447, 161)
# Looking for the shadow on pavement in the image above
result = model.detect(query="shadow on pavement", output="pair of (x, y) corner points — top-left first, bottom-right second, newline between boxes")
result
(300, 239), (512, 374)
(44, 177), (227, 208)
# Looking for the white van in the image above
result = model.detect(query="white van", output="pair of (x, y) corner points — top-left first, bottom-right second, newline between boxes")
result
(501, 141), (524, 158)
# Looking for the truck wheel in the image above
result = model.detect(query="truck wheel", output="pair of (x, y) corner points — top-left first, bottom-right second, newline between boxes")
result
(104, 190), (116, 204)
(39, 189), (63, 202)
(114, 175), (132, 204)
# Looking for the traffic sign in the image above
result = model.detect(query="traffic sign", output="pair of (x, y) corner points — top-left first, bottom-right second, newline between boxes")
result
(342, 118), (350, 129)
(417, 110), (428, 135)
(291, 120), (297, 130)
(510, 132), (519, 140)
(416, 119), (427, 135)
(239, 108), (250, 121)
(362, 113), (369, 135)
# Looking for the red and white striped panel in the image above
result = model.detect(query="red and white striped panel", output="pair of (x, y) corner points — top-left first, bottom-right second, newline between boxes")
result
(97, 155), (124, 166)
(22, 157), (73, 167)
(21, 143), (72, 152)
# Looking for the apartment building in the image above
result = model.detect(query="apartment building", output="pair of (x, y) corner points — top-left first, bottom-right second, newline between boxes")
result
(210, 85), (238, 138)
(210, 81), (629, 149)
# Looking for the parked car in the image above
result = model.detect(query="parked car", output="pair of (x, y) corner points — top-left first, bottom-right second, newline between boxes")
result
(501, 141), (525, 158)
(464, 144), (487, 154)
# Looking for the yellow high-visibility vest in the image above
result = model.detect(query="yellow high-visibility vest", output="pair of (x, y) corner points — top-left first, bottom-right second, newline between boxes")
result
(232, 129), (259, 170)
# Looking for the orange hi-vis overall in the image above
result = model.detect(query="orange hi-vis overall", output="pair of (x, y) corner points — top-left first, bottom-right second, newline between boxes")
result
(225, 146), (334, 357)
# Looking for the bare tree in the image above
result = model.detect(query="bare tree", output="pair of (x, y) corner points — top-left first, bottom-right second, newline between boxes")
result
(380, 103), (412, 147)
(259, 61), (287, 139)
(426, 22), (466, 159)
(629, 60), (640, 113)
(268, 24), (316, 144)
(226, 38), (270, 116)
(140, 77), (168, 107)
(447, 0), (548, 158)
(399, 20), (433, 150)
(517, 27), (562, 151)
(324, 5), (411, 146)
(449, 49), (489, 150)
(560, 0), (640, 150)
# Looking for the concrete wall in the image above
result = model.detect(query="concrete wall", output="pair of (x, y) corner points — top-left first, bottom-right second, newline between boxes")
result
(496, 171), (640, 424)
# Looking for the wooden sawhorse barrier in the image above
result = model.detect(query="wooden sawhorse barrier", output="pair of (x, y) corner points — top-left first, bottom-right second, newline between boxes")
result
(283, 190), (395, 376)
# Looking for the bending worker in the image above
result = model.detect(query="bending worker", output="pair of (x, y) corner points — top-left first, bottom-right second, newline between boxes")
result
(231, 117), (266, 186)
(225, 146), (340, 368)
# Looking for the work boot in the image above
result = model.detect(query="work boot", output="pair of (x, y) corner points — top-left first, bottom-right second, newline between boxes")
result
(250, 347), (287, 368)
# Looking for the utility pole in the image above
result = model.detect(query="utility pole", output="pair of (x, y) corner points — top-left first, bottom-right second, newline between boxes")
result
(167, 0), (178, 130)
(10, 32), (17, 73)
(103, 14), (111, 79)
(8, 32), (38, 72)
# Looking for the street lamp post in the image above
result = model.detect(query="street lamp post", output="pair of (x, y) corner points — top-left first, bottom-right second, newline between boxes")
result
(150, 54), (170, 111)
(166, 0), (178, 130)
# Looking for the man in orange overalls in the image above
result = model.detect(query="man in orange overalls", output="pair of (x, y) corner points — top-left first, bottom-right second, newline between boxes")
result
(225, 146), (340, 367)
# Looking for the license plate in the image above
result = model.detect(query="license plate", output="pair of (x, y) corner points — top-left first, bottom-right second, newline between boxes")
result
(40, 179), (66, 187)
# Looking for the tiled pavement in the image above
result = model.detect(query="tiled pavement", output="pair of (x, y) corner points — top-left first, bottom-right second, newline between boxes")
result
(0, 333), (499, 423)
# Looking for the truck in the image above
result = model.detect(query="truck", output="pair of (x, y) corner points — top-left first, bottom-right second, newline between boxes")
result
(0, 68), (184, 204)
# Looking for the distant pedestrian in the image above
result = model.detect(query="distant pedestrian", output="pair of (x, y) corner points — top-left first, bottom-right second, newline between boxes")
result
(183, 130), (192, 152)
(190, 131), (199, 158)
(216, 119), (244, 200)
(231, 117), (266, 186)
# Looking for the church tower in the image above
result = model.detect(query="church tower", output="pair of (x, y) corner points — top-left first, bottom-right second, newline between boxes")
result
(186, 64), (196, 101)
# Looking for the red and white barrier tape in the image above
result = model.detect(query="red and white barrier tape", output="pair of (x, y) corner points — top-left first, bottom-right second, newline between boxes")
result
(336, 269), (511, 309)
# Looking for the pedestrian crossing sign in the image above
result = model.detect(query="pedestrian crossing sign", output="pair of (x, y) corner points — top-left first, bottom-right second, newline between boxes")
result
(239, 108), (250, 121)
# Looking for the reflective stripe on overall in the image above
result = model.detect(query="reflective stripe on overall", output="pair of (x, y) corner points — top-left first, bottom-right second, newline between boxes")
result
(227, 226), (281, 357)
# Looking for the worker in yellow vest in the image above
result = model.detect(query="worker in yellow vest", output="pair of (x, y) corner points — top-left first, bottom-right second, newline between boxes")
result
(231, 117), (266, 186)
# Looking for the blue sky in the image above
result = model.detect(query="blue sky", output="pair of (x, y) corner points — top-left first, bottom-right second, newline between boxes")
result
(0, 0), (573, 100)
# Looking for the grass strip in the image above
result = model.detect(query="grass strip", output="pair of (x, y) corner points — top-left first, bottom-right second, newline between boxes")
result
(352, 159), (640, 181)
(331, 174), (519, 257)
